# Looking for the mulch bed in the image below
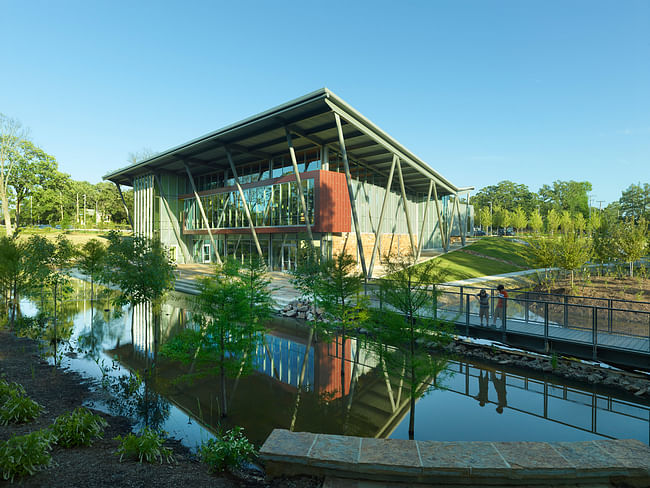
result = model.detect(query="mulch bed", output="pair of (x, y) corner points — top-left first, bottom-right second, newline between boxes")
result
(0, 330), (321, 487)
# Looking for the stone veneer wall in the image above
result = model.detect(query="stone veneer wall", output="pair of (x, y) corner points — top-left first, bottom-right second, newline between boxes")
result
(331, 232), (417, 266)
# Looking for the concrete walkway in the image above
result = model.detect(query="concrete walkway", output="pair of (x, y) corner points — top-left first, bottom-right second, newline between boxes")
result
(261, 429), (650, 486)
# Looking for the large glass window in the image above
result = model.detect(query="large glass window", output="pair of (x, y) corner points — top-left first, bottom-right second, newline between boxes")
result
(183, 178), (315, 230)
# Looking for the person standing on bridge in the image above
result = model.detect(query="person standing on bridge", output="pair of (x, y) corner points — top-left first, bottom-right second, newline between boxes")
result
(476, 289), (490, 326)
(492, 284), (508, 327)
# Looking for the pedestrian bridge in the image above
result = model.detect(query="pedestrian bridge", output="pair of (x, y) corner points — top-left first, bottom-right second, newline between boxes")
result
(368, 283), (650, 371)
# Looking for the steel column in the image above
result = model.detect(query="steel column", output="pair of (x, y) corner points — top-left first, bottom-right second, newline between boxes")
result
(183, 163), (223, 265)
(334, 113), (368, 278)
(224, 148), (264, 258)
(447, 194), (459, 249)
(396, 157), (417, 256)
(153, 174), (190, 263)
(432, 184), (446, 250)
(368, 156), (397, 277)
(463, 190), (470, 245)
(417, 180), (433, 261)
(285, 128), (314, 244)
(113, 182), (133, 230)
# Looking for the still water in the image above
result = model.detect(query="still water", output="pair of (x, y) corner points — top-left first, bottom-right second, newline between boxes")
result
(18, 278), (650, 448)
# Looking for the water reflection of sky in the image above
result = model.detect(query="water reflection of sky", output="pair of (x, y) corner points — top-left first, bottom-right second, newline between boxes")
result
(19, 278), (650, 449)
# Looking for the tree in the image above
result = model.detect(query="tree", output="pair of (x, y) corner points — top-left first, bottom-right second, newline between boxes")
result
(6, 140), (57, 227)
(546, 208), (561, 235)
(315, 252), (369, 392)
(102, 232), (175, 310)
(78, 239), (107, 301)
(127, 148), (157, 165)
(0, 114), (27, 236)
(373, 253), (451, 439)
(526, 237), (557, 286)
(477, 206), (492, 232)
(559, 210), (573, 234)
(512, 207), (528, 235)
(472, 181), (538, 215)
(619, 183), (650, 221)
(0, 237), (33, 325)
(492, 205), (506, 232)
(574, 213), (586, 236)
(161, 259), (263, 418)
(538, 180), (592, 217)
(529, 208), (543, 234)
(555, 232), (592, 288)
(612, 218), (648, 277)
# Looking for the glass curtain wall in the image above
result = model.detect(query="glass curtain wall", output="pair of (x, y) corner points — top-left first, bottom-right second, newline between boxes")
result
(184, 179), (315, 230)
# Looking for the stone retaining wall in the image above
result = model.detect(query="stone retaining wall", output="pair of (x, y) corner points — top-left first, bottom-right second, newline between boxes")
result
(261, 429), (650, 486)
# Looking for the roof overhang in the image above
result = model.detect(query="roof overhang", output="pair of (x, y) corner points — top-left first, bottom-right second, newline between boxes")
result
(103, 88), (464, 196)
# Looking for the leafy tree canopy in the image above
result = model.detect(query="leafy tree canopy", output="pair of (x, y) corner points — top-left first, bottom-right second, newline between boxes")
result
(472, 181), (538, 215)
(538, 180), (592, 217)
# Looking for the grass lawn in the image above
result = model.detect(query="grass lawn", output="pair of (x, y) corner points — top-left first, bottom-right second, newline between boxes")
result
(435, 251), (523, 282)
(3, 227), (124, 246)
(409, 237), (535, 282)
(465, 236), (534, 267)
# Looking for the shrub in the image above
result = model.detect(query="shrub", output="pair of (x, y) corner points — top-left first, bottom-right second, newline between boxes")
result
(0, 430), (55, 482)
(198, 427), (256, 472)
(115, 427), (174, 464)
(0, 380), (25, 401)
(0, 380), (42, 425)
(51, 408), (108, 447)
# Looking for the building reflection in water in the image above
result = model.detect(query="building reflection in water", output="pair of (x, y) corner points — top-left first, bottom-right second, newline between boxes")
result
(114, 296), (650, 447)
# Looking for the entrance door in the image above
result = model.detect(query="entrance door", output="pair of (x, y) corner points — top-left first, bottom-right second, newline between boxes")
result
(202, 244), (211, 263)
(281, 243), (297, 272)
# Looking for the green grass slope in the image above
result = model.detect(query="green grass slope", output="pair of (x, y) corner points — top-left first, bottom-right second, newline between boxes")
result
(412, 237), (534, 282)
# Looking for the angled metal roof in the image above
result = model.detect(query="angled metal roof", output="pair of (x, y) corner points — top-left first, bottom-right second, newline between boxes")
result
(103, 88), (466, 196)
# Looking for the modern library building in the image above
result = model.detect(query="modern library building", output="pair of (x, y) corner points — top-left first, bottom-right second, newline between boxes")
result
(104, 89), (473, 278)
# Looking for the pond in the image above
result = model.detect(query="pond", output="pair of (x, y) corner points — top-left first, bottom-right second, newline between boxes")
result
(16, 278), (650, 449)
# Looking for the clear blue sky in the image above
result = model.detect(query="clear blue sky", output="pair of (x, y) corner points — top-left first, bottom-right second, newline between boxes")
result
(2, 0), (648, 205)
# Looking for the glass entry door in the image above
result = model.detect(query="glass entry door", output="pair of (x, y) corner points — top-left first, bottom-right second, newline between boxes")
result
(281, 243), (297, 272)
(202, 244), (211, 263)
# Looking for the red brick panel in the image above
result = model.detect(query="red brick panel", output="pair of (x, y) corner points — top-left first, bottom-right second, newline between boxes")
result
(315, 171), (351, 233)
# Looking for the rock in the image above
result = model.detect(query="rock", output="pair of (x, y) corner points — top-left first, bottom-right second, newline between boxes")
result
(297, 305), (309, 312)
(285, 308), (297, 317)
(634, 388), (647, 397)
(587, 374), (601, 383)
(297, 312), (306, 319)
(306, 312), (314, 321)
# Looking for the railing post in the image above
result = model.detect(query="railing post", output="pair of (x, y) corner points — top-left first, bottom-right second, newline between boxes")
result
(607, 299), (613, 333)
(465, 294), (470, 336)
(501, 297), (507, 343)
(564, 295), (569, 327)
(592, 306), (598, 361)
(544, 302), (549, 353)
(433, 288), (438, 321)
(490, 289), (495, 318)
(460, 286), (464, 314)
(525, 291), (530, 323)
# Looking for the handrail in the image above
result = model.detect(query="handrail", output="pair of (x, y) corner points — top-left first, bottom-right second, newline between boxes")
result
(367, 279), (650, 307)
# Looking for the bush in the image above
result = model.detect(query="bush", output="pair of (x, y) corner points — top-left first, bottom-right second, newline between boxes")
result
(198, 427), (256, 472)
(0, 380), (24, 400)
(0, 430), (55, 482)
(51, 408), (108, 447)
(115, 427), (174, 464)
(0, 380), (42, 425)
